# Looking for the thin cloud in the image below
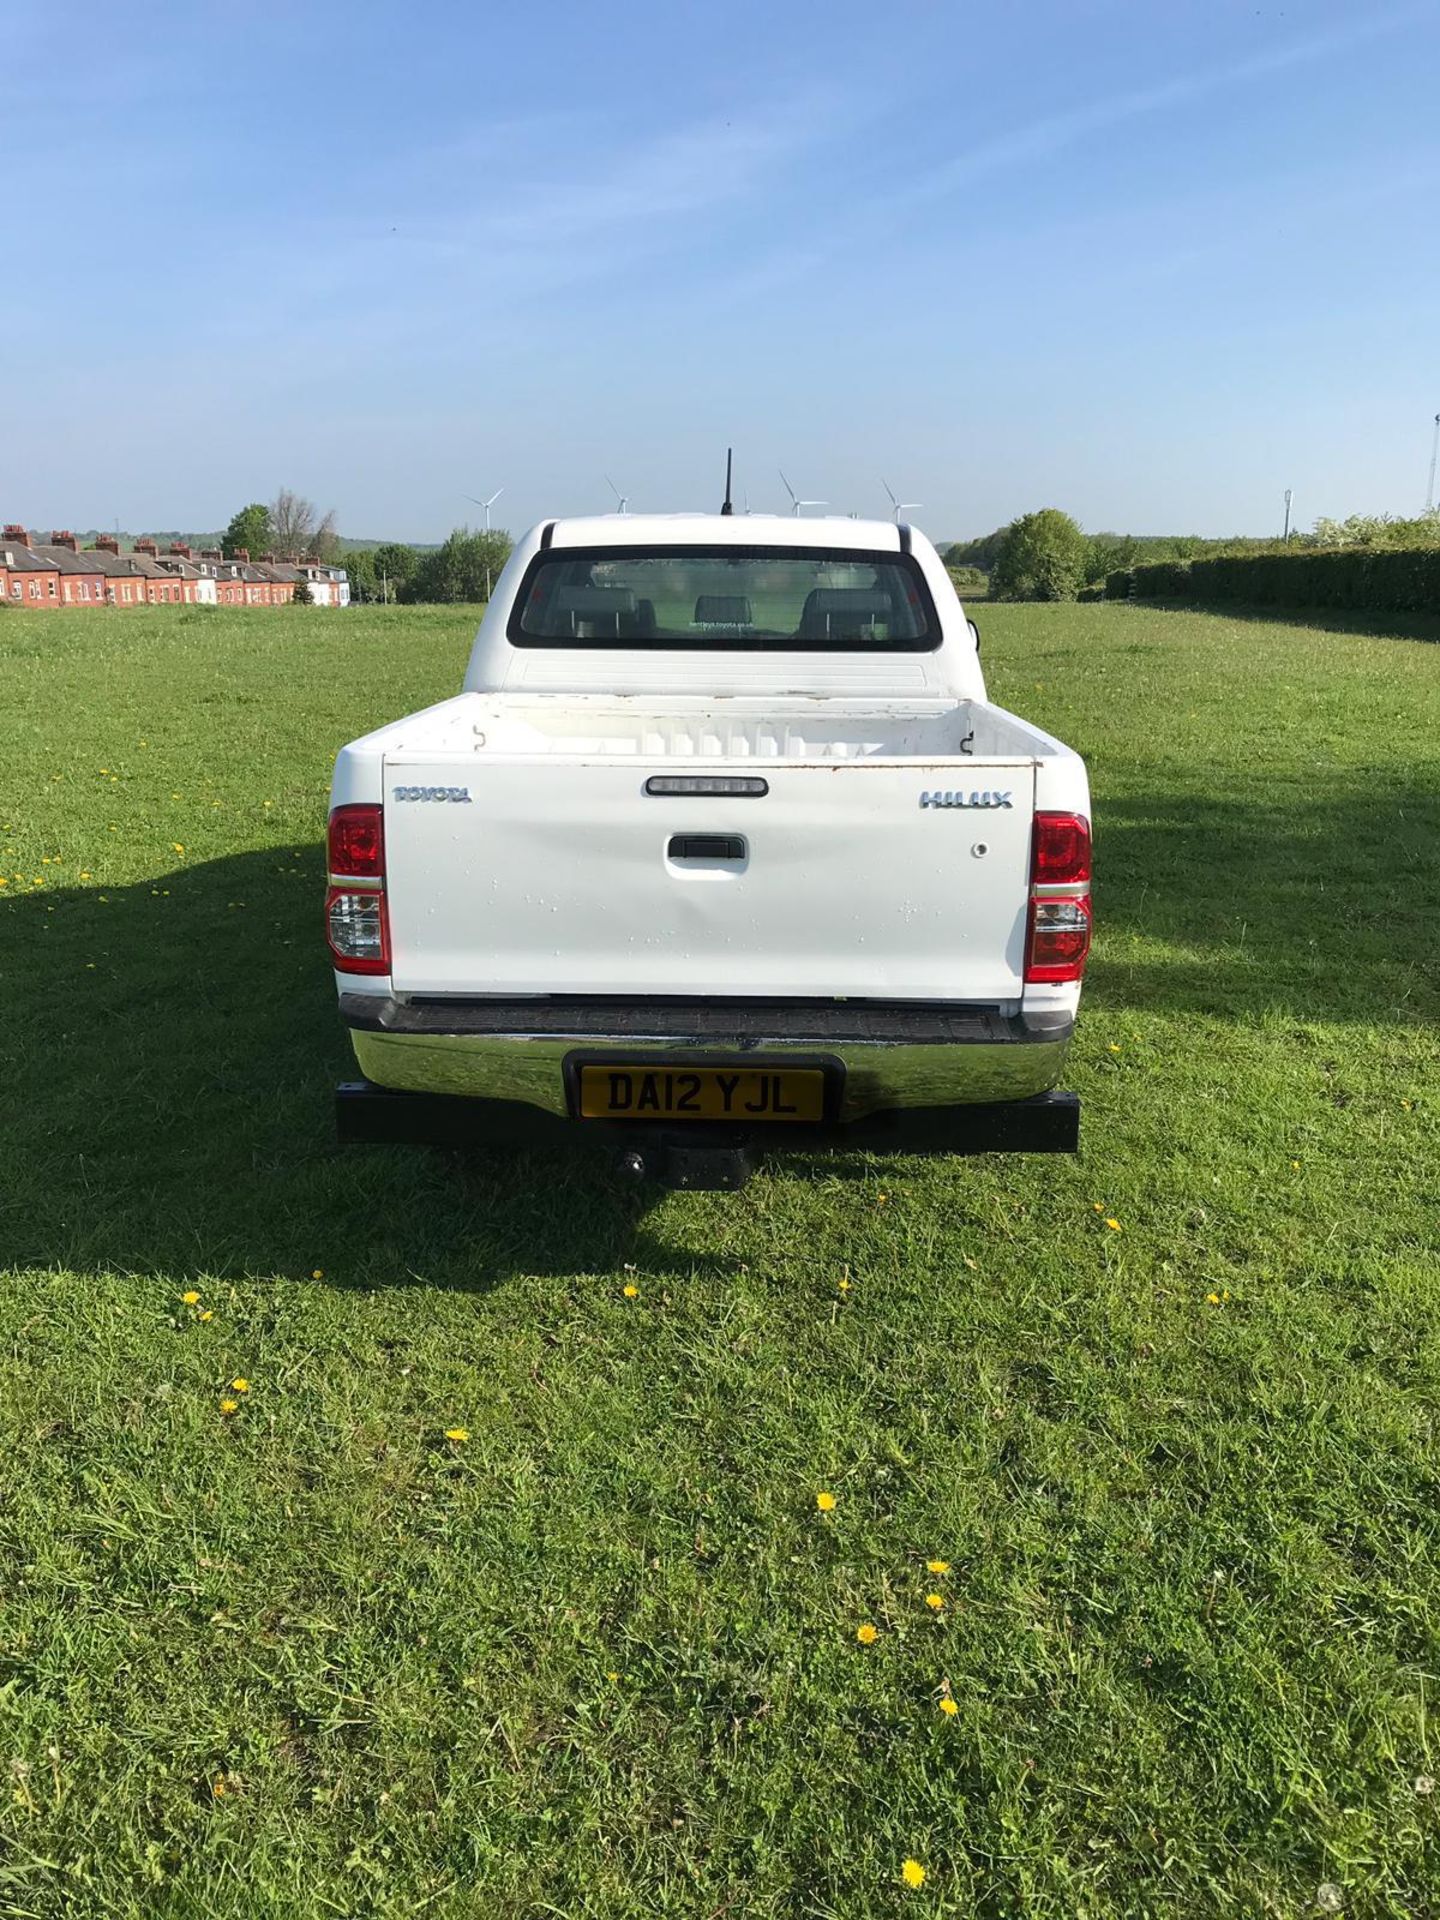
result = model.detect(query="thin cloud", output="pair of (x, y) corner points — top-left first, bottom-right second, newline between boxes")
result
(916, 6), (1427, 199)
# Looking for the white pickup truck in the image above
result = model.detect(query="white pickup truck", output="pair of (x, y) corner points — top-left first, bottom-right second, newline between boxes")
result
(327, 512), (1092, 1188)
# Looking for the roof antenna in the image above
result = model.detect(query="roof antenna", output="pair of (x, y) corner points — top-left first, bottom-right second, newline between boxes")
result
(720, 446), (734, 516)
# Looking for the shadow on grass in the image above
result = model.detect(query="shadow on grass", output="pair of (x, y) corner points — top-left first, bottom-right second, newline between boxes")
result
(1091, 776), (1440, 1025)
(1128, 600), (1440, 646)
(2, 763), (1434, 1286)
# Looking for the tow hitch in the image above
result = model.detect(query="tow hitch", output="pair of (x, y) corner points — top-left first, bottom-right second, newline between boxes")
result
(614, 1139), (755, 1191)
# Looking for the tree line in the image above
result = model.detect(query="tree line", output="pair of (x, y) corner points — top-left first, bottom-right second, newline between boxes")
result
(219, 495), (517, 605)
(342, 528), (516, 605)
(947, 507), (1440, 603)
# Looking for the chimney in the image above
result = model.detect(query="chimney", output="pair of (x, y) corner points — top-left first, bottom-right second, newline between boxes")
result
(200, 548), (222, 562)
(95, 535), (120, 555)
(133, 537), (158, 557)
(259, 551), (276, 564)
(235, 547), (249, 562)
(168, 542), (192, 559)
(3, 524), (28, 544)
(50, 530), (78, 551)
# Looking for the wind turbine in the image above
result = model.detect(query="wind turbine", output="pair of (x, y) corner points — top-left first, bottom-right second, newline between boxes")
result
(605, 475), (630, 515)
(780, 469), (828, 516)
(882, 478), (922, 523)
(463, 487), (505, 532)
(462, 487), (505, 601)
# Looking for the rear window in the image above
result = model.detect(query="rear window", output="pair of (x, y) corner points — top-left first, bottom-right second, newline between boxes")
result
(508, 546), (939, 651)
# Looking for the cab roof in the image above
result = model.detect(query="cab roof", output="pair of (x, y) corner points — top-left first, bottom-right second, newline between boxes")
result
(544, 512), (908, 552)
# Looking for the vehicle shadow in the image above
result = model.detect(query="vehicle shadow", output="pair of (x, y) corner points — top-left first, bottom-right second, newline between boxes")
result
(0, 848), (693, 1290)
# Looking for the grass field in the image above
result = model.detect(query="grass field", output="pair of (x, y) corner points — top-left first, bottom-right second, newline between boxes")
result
(2, 599), (1438, 1919)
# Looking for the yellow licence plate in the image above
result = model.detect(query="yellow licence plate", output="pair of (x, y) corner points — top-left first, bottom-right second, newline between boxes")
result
(578, 1064), (825, 1123)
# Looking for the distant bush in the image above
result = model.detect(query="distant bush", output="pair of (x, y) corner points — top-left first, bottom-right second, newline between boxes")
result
(1127, 548), (1440, 614)
(991, 509), (1088, 602)
(1310, 511), (1440, 550)
(945, 564), (987, 594)
(1105, 569), (1133, 600)
(943, 530), (1009, 571)
(1131, 560), (1194, 598)
(406, 528), (513, 604)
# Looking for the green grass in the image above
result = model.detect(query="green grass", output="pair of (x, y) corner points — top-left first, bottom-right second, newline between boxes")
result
(1, 600), (1438, 1919)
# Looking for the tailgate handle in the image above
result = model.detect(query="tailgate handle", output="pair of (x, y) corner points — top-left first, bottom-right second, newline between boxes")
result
(668, 834), (746, 862)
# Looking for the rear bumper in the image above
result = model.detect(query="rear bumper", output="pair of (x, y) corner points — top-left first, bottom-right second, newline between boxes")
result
(339, 993), (1076, 1131)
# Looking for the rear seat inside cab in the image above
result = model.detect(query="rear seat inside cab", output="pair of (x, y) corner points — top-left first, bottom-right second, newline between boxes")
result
(798, 588), (895, 640)
(550, 586), (655, 639)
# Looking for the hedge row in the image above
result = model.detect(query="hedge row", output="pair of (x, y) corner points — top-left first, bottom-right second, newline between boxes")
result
(1111, 548), (1440, 614)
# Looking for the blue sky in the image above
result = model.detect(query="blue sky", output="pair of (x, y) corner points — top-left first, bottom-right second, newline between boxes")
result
(4, 0), (1438, 541)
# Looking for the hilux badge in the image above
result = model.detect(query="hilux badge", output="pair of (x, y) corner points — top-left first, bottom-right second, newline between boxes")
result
(919, 790), (1013, 809)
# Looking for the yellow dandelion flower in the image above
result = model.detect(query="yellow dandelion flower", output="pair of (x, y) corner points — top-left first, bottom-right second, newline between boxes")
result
(182, 1291), (200, 1306)
(876, 1192), (890, 1205)
(1104, 1217), (1122, 1231)
(925, 1593), (945, 1611)
(1092, 1201), (1104, 1212)
(939, 1696), (958, 1716)
(622, 1282), (639, 1298)
(816, 1490), (837, 1512)
(926, 1559), (950, 1575)
(837, 1276), (850, 1293)
(1290, 1159), (1300, 1170)
(172, 843), (185, 854)
(1206, 1292), (1221, 1305)
(445, 1427), (470, 1443)
(219, 1399), (239, 1415)
(856, 1623), (878, 1645)
(607, 1670), (619, 1682)
(902, 1859), (926, 1889)
(311, 1268), (324, 1280)
(199, 1310), (213, 1322)
(1108, 1042), (1121, 1053)
(230, 1378), (250, 1393)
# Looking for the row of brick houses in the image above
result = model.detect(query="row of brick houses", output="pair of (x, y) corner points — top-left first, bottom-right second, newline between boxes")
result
(0, 529), (350, 609)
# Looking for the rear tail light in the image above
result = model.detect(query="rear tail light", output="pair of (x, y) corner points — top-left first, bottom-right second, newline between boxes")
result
(328, 803), (385, 878)
(1025, 811), (1092, 984)
(326, 802), (389, 974)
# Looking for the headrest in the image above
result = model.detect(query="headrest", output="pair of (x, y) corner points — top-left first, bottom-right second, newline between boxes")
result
(694, 594), (753, 625)
(550, 587), (638, 617)
(799, 588), (893, 636)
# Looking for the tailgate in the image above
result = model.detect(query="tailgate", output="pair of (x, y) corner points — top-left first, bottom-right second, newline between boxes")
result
(383, 759), (1035, 1001)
